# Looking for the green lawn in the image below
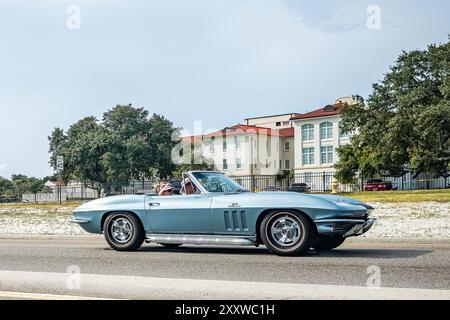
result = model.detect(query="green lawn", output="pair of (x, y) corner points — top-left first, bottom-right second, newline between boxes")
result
(339, 189), (450, 203)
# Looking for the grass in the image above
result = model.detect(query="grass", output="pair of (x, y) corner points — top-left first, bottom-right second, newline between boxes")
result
(0, 201), (82, 210)
(339, 189), (450, 203)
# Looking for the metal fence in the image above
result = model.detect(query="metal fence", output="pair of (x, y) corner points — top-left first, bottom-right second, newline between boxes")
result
(103, 180), (157, 196)
(230, 172), (450, 193)
(18, 172), (449, 203)
(230, 173), (355, 193)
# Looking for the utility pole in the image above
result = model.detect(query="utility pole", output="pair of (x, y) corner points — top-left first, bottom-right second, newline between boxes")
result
(56, 156), (64, 204)
(250, 135), (254, 192)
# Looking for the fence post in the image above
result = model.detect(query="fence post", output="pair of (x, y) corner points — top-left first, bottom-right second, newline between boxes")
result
(360, 174), (364, 192)
(322, 172), (326, 192)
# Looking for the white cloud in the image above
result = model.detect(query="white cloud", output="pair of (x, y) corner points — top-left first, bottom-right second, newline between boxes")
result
(0, 162), (8, 173)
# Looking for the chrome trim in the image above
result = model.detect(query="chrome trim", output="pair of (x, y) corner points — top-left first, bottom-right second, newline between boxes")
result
(110, 217), (133, 243)
(184, 172), (209, 195)
(269, 215), (301, 247)
(344, 218), (376, 238)
(228, 202), (241, 208)
(313, 219), (366, 224)
(145, 234), (257, 246)
(69, 218), (90, 224)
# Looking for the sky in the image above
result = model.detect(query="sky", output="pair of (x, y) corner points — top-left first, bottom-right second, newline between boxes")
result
(0, 0), (449, 178)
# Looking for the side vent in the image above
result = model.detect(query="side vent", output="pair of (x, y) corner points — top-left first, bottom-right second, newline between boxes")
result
(224, 210), (248, 231)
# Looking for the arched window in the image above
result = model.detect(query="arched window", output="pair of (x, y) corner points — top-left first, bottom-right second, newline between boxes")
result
(320, 122), (333, 140)
(301, 124), (314, 141)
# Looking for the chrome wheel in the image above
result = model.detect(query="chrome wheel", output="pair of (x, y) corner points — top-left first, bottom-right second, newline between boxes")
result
(270, 215), (301, 247)
(110, 217), (133, 243)
(260, 211), (311, 256)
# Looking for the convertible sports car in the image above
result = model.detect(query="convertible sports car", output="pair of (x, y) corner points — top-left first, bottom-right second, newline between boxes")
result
(71, 171), (375, 256)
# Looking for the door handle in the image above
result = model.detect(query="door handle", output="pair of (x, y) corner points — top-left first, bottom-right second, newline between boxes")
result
(148, 202), (160, 207)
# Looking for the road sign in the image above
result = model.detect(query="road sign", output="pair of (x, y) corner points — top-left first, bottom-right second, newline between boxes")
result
(56, 156), (64, 171)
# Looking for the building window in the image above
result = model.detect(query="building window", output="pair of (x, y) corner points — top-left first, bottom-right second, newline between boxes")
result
(282, 121), (290, 126)
(265, 159), (270, 168)
(279, 160), (282, 169)
(302, 147), (314, 165)
(285, 160), (290, 169)
(266, 137), (272, 156)
(236, 158), (242, 169)
(223, 138), (227, 151)
(275, 122), (281, 127)
(301, 124), (314, 141)
(234, 136), (241, 149)
(320, 146), (334, 164)
(209, 136), (215, 153)
(223, 159), (228, 170)
(320, 122), (333, 140)
(284, 141), (290, 151)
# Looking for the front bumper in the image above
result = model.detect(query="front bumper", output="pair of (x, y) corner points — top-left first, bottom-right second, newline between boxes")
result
(314, 218), (376, 238)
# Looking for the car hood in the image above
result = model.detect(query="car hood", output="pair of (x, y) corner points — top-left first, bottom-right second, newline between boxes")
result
(74, 194), (146, 212)
(218, 191), (372, 212)
(305, 193), (374, 210)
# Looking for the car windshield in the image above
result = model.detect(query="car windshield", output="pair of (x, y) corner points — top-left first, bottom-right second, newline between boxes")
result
(191, 172), (246, 193)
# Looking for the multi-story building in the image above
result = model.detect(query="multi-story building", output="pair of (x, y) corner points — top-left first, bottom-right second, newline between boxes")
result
(290, 97), (355, 189)
(183, 114), (298, 177)
(181, 98), (355, 187)
(245, 113), (301, 129)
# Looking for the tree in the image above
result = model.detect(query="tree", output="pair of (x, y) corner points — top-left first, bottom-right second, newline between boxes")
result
(6, 174), (47, 200)
(48, 104), (180, 195)
(0, 177), (14, 201)
(60, 116), (108, 196)
(337, 38), (450, 182)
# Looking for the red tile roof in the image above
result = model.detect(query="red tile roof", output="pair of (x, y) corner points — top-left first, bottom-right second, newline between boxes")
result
(181, 124), (294, 141)
(278, 127), (294, 137)
(290, 104), (341, 120)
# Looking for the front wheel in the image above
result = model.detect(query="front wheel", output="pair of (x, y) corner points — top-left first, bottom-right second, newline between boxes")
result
(313, 237), (345, 250)
(260, 211), (312, 256)
(104, 213), (145, 251)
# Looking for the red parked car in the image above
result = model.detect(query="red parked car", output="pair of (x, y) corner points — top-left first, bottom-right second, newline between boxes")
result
(364, 179), (397, 191)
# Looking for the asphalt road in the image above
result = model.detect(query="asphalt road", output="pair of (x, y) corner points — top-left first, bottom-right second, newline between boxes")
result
(0, 236), (449, 299)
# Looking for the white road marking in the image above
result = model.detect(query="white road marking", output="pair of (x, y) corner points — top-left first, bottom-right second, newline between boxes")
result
(0, 270), (449, 300)
(0, 290), (110, 300)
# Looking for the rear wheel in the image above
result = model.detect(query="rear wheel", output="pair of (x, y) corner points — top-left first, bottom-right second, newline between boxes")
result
(313, 237), (345, 250)
(104, 213), (145, 251)
(260, 211), (312, 256)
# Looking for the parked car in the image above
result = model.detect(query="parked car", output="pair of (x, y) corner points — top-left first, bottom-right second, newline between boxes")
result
(364, 179), (398, 191)
(71, 171), (375, 256)
(262, 186), (281, 192)
(288, 183), (311, 193)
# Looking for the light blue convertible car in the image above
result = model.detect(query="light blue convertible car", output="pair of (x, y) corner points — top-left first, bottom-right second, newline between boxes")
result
(71, 171), (375, 256)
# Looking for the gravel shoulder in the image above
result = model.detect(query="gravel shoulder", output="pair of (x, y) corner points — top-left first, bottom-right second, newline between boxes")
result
(0, 202), (448, 238)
